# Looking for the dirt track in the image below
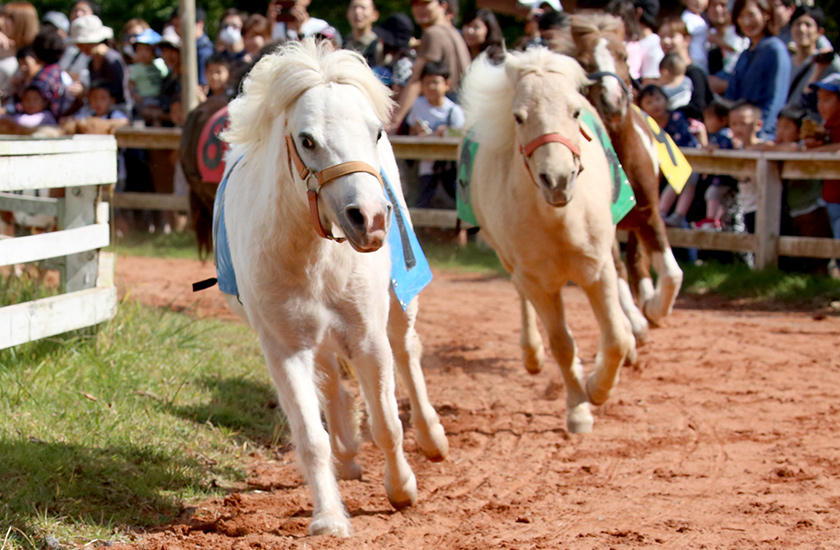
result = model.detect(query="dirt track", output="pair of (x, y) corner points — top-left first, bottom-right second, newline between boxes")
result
(113, 255), (840, 549)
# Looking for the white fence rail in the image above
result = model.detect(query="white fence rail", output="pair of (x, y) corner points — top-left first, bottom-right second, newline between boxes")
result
(0, 136), (118, 349)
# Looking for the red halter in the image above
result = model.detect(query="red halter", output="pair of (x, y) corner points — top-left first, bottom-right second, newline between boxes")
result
(286, 135), (383, 242)
(519, 129), (590, 185)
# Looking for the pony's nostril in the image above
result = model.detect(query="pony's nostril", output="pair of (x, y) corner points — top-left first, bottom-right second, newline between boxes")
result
(539, 173), (556, 190)
(346, 207), (365, 229)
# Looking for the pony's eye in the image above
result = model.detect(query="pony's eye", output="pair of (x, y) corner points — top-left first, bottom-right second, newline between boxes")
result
(513, 112), (525, 125)
(376, 128), (383, 141)
(573, 109), (581, 119)
(301, 136), (316, 150)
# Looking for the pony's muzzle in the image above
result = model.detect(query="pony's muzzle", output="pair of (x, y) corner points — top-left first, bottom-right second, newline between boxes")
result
(539, 170), (576, 207)
(344, 199), (392, 252)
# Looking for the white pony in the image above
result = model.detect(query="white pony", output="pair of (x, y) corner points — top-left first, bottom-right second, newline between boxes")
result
(460, 48), (634, 433)
(216, 39), (448, 537)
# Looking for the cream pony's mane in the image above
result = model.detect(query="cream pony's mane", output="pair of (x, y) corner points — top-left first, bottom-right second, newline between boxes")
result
(224, 38), (394, 147)
(461, 47), (591, 152)
(571, 12), (625, 41)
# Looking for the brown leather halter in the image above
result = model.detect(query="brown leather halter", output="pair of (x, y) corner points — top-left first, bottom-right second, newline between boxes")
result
(519, 129), (589, 185)
(285, 134), (384, 242)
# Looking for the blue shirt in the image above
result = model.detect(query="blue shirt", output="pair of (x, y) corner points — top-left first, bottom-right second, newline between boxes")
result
(724, 36), (791, 141)
(196, 34), (215, 86)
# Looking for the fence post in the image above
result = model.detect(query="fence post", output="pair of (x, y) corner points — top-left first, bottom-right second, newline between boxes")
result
(755, 156), (782, 269)
(63, 185), (100, 293)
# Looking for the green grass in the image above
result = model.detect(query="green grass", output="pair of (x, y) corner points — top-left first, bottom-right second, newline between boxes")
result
(0, 299), (281, 549)
(107, 231), (201, 261)
(679, 260), (840, 306)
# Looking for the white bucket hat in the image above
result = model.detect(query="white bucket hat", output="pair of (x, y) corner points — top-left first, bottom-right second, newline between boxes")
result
(70, 15), (114, 44)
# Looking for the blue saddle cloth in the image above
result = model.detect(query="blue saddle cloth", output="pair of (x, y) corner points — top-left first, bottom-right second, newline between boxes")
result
(213, 163), (432, 311)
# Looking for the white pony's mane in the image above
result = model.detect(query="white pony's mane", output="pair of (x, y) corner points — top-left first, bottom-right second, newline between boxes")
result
(461, 47), (591, 152)
(224, 38), (394, 147)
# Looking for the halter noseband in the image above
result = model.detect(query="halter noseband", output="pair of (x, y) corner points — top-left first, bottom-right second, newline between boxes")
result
(286, 134), (384, 242)
(519, 129), (589, 185)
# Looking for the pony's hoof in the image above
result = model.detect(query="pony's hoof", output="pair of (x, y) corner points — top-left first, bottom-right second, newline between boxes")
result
(624, 346), (638, 366)
(523, 346), (545, 374)
(386, 472), (417, 511)
(335, 460), (362, 481)
(418, 423), (449, 462)
(310, 514), (352, 537)
(566, 403), (593, 433)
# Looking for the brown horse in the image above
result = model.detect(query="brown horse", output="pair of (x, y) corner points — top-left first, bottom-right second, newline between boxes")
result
(564, 13), (683, 328)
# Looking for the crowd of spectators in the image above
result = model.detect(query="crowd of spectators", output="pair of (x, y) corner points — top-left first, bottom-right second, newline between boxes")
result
(0, 0), (837, 262)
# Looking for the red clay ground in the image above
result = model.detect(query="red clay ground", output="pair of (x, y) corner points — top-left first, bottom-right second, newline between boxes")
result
(113, 255), (840, 550)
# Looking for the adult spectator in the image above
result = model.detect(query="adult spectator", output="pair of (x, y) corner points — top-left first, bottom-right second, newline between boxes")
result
(242, 14), (271, 63)
(43, 10), (87, 95)
(217, 9), (247, 66)
(785, 6), (839, 122)
(721, 0), (791, 140)
(70, 14), (131, 114)
(371, 12), (415, 94)
(2, 2), (39, 51)
(706, 0), (748, 78)
(0, 4), (20, 99)
(268, 0), (331, 42)
(461, 8), (503, 63)
(345, 0), (381, 67)
(517, 0), (561, 49)
(536, 10), (571, 55)
(658, 16), (713, 121)
(70, 0), (98, 21)
(167, 7), (214, 89)
(607, 0), (663, 85)
(389, 0), (470, 133)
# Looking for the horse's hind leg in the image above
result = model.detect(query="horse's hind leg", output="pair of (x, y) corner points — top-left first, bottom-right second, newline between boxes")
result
(581, 265), (635, 407)
(636, 212), (683, 324)
(613, 236), (648, 350)
(317, 353), (362, 481)
(388, 296), (449, 462)
(353, 336), (418, 510)
(261, 344), (351, 536)
(519, 280), (592, 433)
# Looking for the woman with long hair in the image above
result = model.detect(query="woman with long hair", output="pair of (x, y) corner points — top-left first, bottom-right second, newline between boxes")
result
(720, 0), (791, 139)
(461, 9), (503, 63)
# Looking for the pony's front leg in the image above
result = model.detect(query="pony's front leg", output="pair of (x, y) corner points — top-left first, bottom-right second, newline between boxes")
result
(636, 213), (683, 324)
(581, 265), (635, 407)
(519, 291), (546, 374)
(388, 296), (449, 462)
(262, 345), (351, 537)
(317, 354), (362, 481)
(519, 280), (592, 433)
(354, 337), (417, 510)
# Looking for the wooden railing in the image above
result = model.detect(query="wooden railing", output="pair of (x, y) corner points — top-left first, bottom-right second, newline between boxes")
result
(0, 136), (118, 349)
(112, 129), (840, 269)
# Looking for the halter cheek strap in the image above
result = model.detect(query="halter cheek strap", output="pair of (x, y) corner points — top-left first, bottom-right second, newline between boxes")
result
(285, 135), (384, 242)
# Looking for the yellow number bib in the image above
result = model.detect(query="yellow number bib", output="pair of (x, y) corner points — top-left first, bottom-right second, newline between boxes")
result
(632, 104), (692, 194)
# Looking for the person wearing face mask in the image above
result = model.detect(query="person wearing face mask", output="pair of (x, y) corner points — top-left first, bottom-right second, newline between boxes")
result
(217, 9), (246, 65)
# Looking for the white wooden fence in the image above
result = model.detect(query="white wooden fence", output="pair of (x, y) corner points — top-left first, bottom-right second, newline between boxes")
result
(0, 136), (118, 349)
(111, 129), (840, 269)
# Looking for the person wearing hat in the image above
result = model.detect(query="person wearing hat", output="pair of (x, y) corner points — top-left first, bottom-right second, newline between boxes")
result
(807, 73), (840, 240)
(71, 14), (131, 115)
(128, 28), (167, 113)
(388, 0), (470, 134)
(370, 12), (415, 93)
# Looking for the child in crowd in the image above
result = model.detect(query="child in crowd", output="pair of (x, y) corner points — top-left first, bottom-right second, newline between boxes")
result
(680, 0), (709, 73)
(2, 47), (42, 112)
(659, 52), (693, 111)
(729, 101), (766, 238)
(72, 81), (129, 125)
(638, 84), (703, 228)
(2, 83), (57, 128)
(773, 106), (833, 273)
(204, 53), (232, 99)
(128, 28), (168, 114)
(407, 61), (465, 208)
(807, 74), (840, 240)
(694, 99), (737, 230)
